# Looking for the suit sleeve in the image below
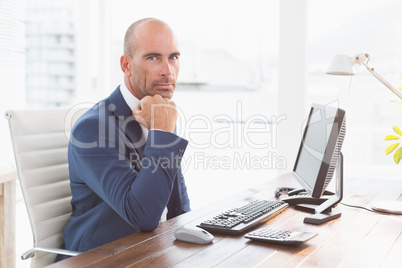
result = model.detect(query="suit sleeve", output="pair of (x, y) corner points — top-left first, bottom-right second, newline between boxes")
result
(69, 116), (188, 231)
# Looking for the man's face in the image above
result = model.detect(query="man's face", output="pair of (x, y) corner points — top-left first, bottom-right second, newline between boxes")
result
(128, 22), (180, 100)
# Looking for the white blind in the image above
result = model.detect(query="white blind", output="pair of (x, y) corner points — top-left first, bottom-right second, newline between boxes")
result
(0, 0), (25, 108)
(0, 0), (25, 163)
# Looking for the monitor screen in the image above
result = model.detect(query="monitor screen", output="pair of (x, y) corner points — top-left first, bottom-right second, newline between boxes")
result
(293, 104), (345, 198)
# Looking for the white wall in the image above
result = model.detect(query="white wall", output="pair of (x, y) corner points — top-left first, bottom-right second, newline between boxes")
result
(278, 0), (307, 172)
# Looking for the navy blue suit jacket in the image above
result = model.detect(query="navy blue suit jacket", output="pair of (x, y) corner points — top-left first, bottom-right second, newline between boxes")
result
(62, 87), (190, 253)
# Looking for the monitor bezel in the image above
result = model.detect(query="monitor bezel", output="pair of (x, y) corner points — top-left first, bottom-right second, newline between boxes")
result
(292, 103), (346, 199)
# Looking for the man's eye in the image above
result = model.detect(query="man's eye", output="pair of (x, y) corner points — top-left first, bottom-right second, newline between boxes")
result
(170, 56), (179, 60)
(147, 56), (157, 60)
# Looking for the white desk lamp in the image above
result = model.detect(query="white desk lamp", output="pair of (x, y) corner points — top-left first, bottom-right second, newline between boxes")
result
(327, 52), (402, 215)
(327, 53), (402, 99)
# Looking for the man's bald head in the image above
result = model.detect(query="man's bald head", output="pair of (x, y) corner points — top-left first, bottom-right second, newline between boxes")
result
(120, 17), (180, 100)
(123, 18), (171, 57)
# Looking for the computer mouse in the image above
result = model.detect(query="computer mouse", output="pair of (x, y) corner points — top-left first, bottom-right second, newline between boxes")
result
(174, 225), (214, 244)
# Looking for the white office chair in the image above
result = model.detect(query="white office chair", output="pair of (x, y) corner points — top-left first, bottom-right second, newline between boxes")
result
(5, 105), (89, 267)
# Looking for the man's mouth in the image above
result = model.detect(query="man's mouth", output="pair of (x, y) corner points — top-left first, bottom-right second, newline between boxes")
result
(155, 83), (173, 90)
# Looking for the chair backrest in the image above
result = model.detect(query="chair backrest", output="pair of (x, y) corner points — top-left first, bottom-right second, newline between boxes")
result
(6, 105), (89, 267)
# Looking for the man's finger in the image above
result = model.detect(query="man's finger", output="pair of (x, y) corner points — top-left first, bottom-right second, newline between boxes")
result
(133, 103), (142, 115)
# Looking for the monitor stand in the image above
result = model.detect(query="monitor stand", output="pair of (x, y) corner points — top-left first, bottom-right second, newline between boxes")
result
(282, 188), (334, 206)
(296, 152), (344, 225)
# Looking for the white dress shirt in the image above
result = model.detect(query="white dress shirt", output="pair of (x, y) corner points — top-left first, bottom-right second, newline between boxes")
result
(119, 82), (149, 140)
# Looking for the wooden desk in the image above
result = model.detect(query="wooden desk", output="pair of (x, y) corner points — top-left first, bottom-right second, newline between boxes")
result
(51, 174), (402, 267)
(0, 167), (16, 268)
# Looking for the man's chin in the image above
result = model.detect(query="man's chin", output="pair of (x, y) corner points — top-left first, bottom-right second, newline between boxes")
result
(154, 91), (174, 99)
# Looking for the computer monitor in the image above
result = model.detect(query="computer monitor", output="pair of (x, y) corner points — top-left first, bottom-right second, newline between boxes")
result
(284, 103), (346, 224)
(293, 104), (345, 198)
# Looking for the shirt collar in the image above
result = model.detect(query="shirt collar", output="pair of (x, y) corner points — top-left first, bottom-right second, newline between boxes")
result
(120, 80), (141, 111)
(119, 80), (149, 140)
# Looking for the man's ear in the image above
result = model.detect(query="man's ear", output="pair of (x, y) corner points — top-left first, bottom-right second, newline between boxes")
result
(120, 55), (132, 76)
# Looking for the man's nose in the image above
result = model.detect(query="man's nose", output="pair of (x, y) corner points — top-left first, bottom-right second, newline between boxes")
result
(160, 59), (173, 77)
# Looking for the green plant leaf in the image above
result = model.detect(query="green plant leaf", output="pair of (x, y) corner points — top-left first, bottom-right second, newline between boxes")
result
(385, 143), (400, 155)
(393, 126), (402, 136)
(385, 135), (400, 140)
(394, 147), (402, 164)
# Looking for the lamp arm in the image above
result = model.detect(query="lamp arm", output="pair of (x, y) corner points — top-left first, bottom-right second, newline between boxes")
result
(362, 62), (402, 99)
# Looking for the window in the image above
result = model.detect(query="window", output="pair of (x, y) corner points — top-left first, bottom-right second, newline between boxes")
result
(307, 0), (402, 179)
(108, 1), (281, 198)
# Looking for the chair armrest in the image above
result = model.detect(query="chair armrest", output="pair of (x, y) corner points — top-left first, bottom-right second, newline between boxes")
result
(22, 247), (80, 260)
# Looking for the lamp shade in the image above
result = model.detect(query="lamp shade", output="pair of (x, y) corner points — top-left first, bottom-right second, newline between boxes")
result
(326, 54), (356, 76)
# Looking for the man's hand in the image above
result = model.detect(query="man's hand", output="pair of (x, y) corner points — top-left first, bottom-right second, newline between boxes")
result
(133, 94), (177, 133)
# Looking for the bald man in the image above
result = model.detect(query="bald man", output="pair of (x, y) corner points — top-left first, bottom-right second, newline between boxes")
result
(60, 18), (190, 257)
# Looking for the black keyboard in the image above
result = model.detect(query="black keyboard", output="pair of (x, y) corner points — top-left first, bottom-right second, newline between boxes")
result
(197, 200), (288, 235)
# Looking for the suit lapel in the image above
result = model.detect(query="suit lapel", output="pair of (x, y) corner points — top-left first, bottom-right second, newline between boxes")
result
(108, 86), (146, 158)
(107, 86), (182, 214)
